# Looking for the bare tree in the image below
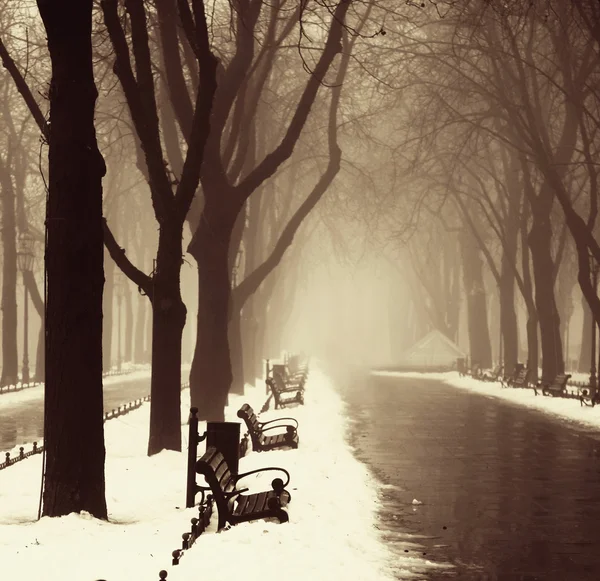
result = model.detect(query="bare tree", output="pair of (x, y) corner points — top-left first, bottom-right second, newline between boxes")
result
(36, 0), (107, 518)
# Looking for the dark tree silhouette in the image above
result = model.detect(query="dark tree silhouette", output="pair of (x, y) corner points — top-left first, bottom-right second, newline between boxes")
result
(0, 147), (18, 386)
(101, 0), (218, 454)
(37, 0), (107, 518)
(188, 0), (352, 421)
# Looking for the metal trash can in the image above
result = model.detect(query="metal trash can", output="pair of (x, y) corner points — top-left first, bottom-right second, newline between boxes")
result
(206, 421), (241, 475)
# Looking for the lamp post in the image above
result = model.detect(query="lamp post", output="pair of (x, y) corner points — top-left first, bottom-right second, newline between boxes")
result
(17, 231), (35, 385)
(590, 256), (599, 397)
(114, 270), (125, 373)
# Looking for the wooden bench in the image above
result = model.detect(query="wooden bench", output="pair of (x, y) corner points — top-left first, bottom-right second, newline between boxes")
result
(237, 403), (299, 452)
(502, 367), (531, 389)
(267, 374), (305, 409)
(286, 355), (307, 377)
(195, 446), (291, 530)
(541, 373), (572, 397)
(480, 365), (503, 382)
(272, 363), (307, 389)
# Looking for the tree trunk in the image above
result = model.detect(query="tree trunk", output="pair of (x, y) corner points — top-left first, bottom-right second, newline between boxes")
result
(124, 282), (133, 363)
(0, 166), (18, 386)
(460, 230), (493, 368)
(499, 254), (519, 374)
(579, 296), (592, 373)
(103, 249), (114, 371)
(147, 228), (186, 455)
(188, 197), (238, 421)
(39, 0), (107, 519)
(228, 305), (244, 395)
(528, 213), (564, 380)
(526, 313), (539, 377)
(243, 309), (260, 383)
(23, 271), (45, 382)
(134, 290), (146, 364)
(35, 326), (44, 382)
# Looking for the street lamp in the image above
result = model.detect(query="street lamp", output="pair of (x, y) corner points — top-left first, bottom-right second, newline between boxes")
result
(114, 270), (125, 373)
(17, 231), (35, 385)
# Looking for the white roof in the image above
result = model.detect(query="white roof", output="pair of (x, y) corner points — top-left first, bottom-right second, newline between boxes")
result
(400, 329), (466, 366)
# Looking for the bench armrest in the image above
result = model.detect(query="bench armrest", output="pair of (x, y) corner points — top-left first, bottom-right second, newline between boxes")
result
(223, 487), (249, 500)
(260, 424), (297, 436)
(259, 417), (299, 430)
(235, 466), (291, 488)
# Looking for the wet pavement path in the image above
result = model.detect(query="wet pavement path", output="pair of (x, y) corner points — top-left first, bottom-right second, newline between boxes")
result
(340, 371), (600, 581)
(0, 374), (152, 451)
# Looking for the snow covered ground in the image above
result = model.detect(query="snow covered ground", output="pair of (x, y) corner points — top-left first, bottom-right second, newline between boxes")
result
(373, 370), (600, 431)
(1, 367), (438, 581)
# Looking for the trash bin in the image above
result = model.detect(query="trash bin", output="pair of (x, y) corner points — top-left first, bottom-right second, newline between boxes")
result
(206, 421), (241, 476)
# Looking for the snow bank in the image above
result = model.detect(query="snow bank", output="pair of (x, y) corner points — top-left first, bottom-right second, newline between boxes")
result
(1, 366), (431, 581)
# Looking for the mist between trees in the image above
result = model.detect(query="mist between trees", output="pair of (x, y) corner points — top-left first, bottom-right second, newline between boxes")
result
(0, 0), (598, 517)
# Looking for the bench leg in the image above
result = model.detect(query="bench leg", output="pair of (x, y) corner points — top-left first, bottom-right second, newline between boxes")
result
(267, 494), (290, 523)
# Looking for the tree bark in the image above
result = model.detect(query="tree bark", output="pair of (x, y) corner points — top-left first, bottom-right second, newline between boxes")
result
(460, 229), (492, 368)
(134, 289), (147, 364)
(0, 161), (18, 386)
(124, 282), (133, 363)
(528, 200), (564, 381)
(148, 280), (185, 455)
(38, 0), (107, 519)
(189, 195), (237, 421)
(228, 306), (244, 394)
(23, 270), (45, 382)
(499, 260), (518, 374)
(579, 296), (592, 373)
(102, 249), (114, 371)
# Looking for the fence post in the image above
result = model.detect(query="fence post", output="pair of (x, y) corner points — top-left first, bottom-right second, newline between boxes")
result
(265, 359), (270, 394)
(186, 407), (200, 508)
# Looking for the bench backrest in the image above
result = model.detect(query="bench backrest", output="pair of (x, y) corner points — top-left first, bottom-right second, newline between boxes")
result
(509, 363), (525, 379)
(287, 355), (300, 375)
(514, 368), (529, 385)
(550, 373), (571, 389)
(272, 364), (288, 380)
(237, 403), (262, 448)
(196, 446), (236, 516)
(272, 372), (288, 392)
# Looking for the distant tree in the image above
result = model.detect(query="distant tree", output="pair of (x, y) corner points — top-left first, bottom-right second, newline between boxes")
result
(36, 0), (107, 518)
(100, 0), (218, 454)
(188, 0), (353, 420)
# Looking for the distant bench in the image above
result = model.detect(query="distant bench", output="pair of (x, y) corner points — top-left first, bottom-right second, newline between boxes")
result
(237, 403), (299, 452)
(502, 366), (531, 389)
(272, 363), (307, 389)
(540, 373), (572, 397)
(267, 374), (305, 409)
(480, 365), (503, 382)
(195, 446), (291, 530)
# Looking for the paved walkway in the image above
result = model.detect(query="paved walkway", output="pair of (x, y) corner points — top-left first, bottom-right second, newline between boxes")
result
(0, 372), (152, 451)
(340, 372), (600, 580)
